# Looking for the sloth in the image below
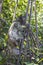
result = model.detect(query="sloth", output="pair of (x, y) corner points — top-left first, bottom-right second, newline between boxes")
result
(8, 15), (25, 47)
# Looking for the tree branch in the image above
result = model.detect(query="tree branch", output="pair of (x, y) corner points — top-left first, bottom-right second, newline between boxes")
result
(35, 0), (39, 47)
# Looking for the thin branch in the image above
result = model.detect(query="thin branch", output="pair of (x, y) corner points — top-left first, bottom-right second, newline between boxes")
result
(35, 0), (39, 47)
(0, 3), (2, 13)
(0, 0), (3, 13)
(12, 0), (18, 22)
(25, 0), (30, 23)
(29, 0), (32, 23)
